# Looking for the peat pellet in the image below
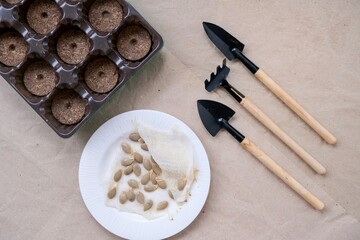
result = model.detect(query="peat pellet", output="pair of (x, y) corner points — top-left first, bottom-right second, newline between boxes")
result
(57, 30), (90, 65)
(0, 32), (28, 67)
(51, 90), (86, 125)
(116, 25), (152, 61)
(89, 0), (123, 33)
(84, 58), (119, 93)
(27, 0), (61, 35)
(24, 61), (57, 96)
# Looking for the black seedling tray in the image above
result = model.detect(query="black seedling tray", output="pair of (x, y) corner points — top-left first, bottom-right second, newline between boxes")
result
(0, 0), (163, 137)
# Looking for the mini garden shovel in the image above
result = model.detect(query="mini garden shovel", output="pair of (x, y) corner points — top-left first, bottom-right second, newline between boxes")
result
(197, 99), (324, 210)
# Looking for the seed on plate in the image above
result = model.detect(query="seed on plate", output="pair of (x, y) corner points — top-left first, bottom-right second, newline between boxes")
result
(156, 178), (167, 189)
(150, 171), (157, 185)
(144, 184), (157, 192)
(144, 199), (153, 211)
(121, 158), (134, 166)
(113, 169), (122, 182)
(121, 143), (132, 154)
(157, 201), (168, 211)
(133, 163), (141, 177)
(143, 158), (152, 171)
(141, 172), (150, 185)
(141, 144), (148, 151)
(119, 191), (127, 204)
(177, 178), (187, 191)
(107, 186), (117, 199)
(129, 132), (141, 142)
(128, 179), (139, 189)
(124, 165), (133, 175)
(134, 152), (143, 163)
(150, 156), (156, 164)
(138, 138), (145, 144)
(168, 190), (174, 200)
(136, 192), (145, 204)
(152, 162), (162, 175)
(127, 188), (135, 202)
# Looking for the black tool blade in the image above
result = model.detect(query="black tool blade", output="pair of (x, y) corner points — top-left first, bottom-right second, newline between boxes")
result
(197, 100), (235, 136)
(203, 22), (245, 60)
(205, 59), (230, 92)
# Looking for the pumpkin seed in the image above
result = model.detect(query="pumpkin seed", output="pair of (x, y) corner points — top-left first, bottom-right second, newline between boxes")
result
(126, 189), (135, 202)
(129, 132), (141, 142)
(136, 192), (145, 204)
(177, 178), (187, 191)
(141, 144), (149, 151)
(138, 138), (145, 144)
(121, 143), (132, 154)
(133, 163), (141, 177)
(168, 190), (174, 200)
(134, 152), (143, 163)
(156, 178), (167, 189)
(107, 186), (117, 199)
(113, 169), (122, 182)
(124, 165), (133, 175)
(152, 162), (162, 175)
(144, 184), (157, 192)
(121, 158), (134, 166)
(157, 201), (168, 211)
(150, 171), (157, 185)
(143, 158), (152, 171)
(144, 200), (153, 211)
(141, 172), (150, 185)
(128, 179), (139, 189)
(119, 191), (127, 204)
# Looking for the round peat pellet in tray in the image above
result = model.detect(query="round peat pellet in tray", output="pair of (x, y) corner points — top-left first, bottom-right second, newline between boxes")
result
(0, 32), (28, 67)
(89, 0), (123, 33)
(27, 0), (61, 35)
(51, 90), (87, 125)
(24, 61), (57, 96)
(117, 25), (152, 61)
(84, 58), (119, 93)
(57, 30), (91, 65)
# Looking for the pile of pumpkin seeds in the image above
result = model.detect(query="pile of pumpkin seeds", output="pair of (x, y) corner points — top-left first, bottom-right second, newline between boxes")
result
(106, 132), (187, 212)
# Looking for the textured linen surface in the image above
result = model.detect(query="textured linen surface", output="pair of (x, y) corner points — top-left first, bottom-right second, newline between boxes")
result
(1, 1), (360, 239)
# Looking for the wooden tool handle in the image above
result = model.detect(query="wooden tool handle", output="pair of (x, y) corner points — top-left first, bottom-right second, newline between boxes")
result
(240, 97), (326, 175)
(241, 138), (325, 210)
(254, 69), (336, 145)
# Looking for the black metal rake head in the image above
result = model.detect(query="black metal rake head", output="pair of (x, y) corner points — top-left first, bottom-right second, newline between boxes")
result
(205, 59), (230, 92)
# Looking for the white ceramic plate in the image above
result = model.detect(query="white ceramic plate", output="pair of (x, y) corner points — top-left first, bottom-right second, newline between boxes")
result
(79, 110), (211, 240)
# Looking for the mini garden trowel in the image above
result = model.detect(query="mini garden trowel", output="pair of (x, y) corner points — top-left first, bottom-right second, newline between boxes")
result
(197, 99), (325, 210)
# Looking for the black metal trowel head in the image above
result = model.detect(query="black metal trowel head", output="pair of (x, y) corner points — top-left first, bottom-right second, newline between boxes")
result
(197, 99), (235, 137)
(205, 59), (230, 92)
(203, 22), (245, 61)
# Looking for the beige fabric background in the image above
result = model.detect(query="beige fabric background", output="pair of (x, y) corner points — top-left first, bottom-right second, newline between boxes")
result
(1, 0), (360, 239)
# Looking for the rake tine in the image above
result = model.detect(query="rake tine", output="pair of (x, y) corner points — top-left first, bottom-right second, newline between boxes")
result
(216, 65), (222, 74)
